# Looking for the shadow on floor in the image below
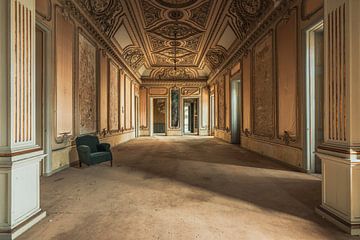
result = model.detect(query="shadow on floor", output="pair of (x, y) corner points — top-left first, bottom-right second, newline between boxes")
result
(112, 137), (330, 229)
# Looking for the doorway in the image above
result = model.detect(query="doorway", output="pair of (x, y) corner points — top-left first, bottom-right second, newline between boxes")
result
(151, 98), (167, 136)
(305, 21), (324, 173)
(231, 79), (241, 144)
(183, 98), (199, 135)
(210, 95), (215, 136)
(36, 25), (52, 175)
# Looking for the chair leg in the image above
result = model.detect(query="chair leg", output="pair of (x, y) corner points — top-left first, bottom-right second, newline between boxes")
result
(79, 161), (82, 168)
(110, 160), (113, 167)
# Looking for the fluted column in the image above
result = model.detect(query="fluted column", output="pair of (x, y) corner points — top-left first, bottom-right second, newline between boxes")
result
(316, 0), (360, 235)
(0, 0), (46, 239)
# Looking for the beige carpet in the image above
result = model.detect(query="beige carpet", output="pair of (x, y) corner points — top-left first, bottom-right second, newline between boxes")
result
(19, 136), (358, 240)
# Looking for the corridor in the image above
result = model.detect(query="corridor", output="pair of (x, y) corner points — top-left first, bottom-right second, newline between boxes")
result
(19, 137), (354, 240)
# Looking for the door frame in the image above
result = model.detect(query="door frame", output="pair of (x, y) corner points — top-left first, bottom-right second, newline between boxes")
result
(210, 94), (215, 136)
(150, 97), (168, 136)
(36, 22), (53, 176)
(230, 78), (242, 144)
(182, 97), (200, 135)
(304, 20), (324, 173)
(135, 96), (140, 137)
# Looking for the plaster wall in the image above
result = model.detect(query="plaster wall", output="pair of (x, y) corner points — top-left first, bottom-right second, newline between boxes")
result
(210, 0), (324, 169)
(140, 85), (209, 136)
(36, 0), (140, 175)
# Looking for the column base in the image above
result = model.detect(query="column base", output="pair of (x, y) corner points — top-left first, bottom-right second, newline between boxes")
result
(316, 205), (360, 236)
(0, 210), (46, 240)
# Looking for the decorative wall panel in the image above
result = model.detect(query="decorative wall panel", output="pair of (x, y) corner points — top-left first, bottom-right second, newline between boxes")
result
(218, 77), (225, 130)
(201, 87), (209, 129)
(13, 0), (35, 143)
(277, 9), (297, 137)
(125, 76), (131, 130)
(120, 71), (124, 129)
(78, 33), (97, 134)
(35, 28), (44, 147)
(326, 4), (346, 142)
(171, 88), (180, 128)
(131, 82), (135, 128)
(225, 73), (230, 129)
(253, 33), (274, 137)
(55, 7), (74, 137)
(99, 52), (108, 131)
(140, 87), (148, 128)
(214, 83), (218, 128)
(149, 87), (168, 95)
(181, 87), (200, 96)
(109, 61), (119, 131)
(242, 55), (251, 132)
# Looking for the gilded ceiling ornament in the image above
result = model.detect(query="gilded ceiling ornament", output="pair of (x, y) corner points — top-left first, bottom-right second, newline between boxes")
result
(91, 0), (111, 13)
(158, 47), (194, 58)
(168, 10), (184, 20)
(189, 0), (212, 28)
(184, 35), (201, 51)
(150, 22), (202, 40)
(155, 0), (197, 8)
(152, 67), (197, 80)
(148, 35), (167, 51)
(123, 47), (144, 70)
(140, 0), (163, 27)
(241, 0), (262, 15)
(180, 54), (197, 65)
(79, 0), (123, 37)
(229, 0), (273, 39)
(155, 55), (172, 65)
(206, 48), (227, 70)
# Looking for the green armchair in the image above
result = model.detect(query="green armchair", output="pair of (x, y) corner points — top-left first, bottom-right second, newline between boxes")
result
(75, 135), (113, 167)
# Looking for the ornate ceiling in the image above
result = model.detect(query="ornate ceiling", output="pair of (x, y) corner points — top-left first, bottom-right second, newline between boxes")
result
(76, 0), (275, 80)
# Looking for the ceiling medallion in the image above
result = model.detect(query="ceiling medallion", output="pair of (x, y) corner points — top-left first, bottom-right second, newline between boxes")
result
(155, 0), (197, 8)
(168, 10), (184, 20)
(169, 41), (182, 47)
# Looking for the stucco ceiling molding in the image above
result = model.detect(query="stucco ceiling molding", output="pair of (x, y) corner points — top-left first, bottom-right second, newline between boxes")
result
(78, 0), (124, 37)
(188, 0), (213, 28)
(140, 0), (164, 28)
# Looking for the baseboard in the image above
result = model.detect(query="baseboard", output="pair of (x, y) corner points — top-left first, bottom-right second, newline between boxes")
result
(316, 205), (360, 236)
(0, 210), (46, 240)
(43, 164), (69, 176)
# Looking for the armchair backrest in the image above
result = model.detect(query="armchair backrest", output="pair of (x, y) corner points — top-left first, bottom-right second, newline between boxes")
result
(75, 135), (99, 153)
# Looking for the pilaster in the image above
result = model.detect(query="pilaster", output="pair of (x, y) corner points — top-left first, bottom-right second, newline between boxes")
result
(316, 0), (360, 235)
(0, 0), (46, 239)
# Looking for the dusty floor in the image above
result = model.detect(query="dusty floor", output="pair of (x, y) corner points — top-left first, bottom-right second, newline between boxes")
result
(19, 136), (358, 240)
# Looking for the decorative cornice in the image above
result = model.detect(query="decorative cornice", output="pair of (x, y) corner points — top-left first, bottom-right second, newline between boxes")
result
(141, 79), (207, 87)
(59, 0), (142, 83)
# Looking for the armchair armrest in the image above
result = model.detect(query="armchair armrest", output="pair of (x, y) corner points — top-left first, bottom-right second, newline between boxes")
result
(97, 143), (111, 152)
(77, 145), (91, 162)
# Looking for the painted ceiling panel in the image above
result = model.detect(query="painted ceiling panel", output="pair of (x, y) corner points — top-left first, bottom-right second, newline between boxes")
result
(114, 24), (134, 50)
(217, 25), (237, 50)
(76, 0), (276, 80)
